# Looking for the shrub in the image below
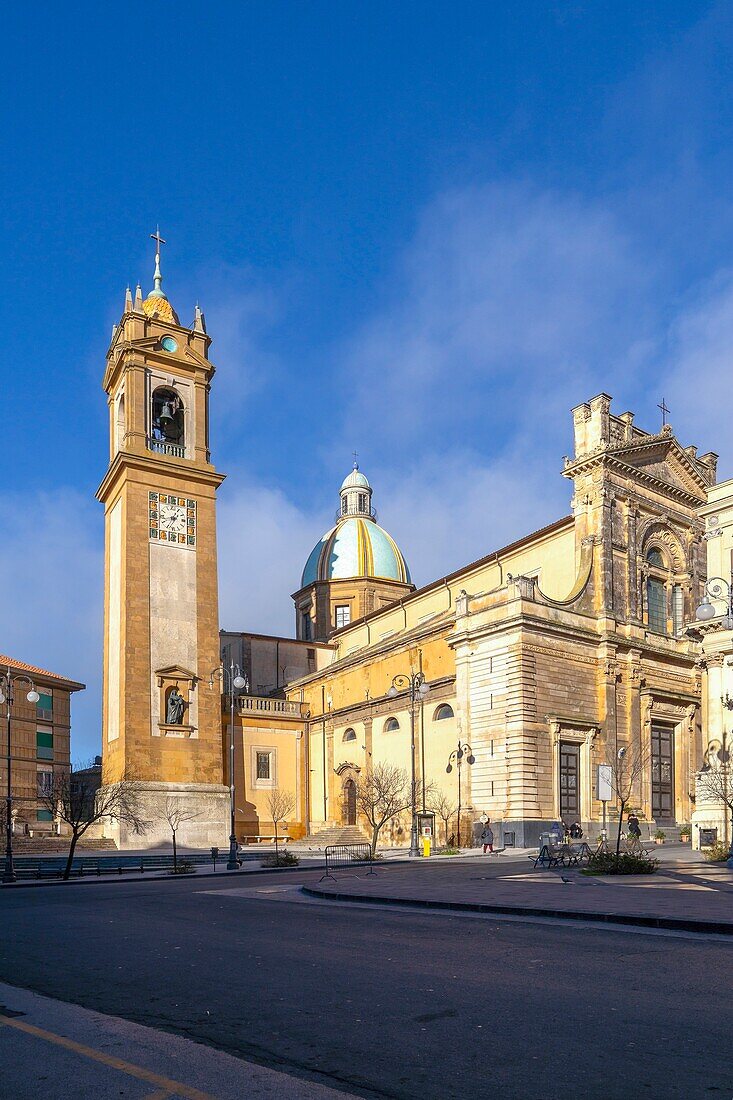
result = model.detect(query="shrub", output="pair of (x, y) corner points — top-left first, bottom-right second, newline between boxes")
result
(679, 824), (691, 839)
(170, 860), (196, 875)
(261, 851), (300, 868)
(439, 846), (460, 855)
(653, 829), (666, 841)
(703, 842), (731, 863)
(585, 850), (659, 876)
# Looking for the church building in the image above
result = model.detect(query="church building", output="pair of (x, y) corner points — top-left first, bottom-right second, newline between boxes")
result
(97, 242), (725, 850)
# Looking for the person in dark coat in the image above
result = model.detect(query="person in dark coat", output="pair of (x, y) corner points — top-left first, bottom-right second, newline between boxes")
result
(627, 812), (641, 838)
(569, 821), (583, 840)
(481, 819), (494, 854)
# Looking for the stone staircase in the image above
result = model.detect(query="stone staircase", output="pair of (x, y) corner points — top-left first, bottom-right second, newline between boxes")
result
(8, 836), (118, 853)
(290, 825), (370, 850)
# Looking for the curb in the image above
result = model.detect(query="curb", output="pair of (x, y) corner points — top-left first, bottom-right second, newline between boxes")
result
(0, 860), (328, 891)
(301, 884), (733, 935)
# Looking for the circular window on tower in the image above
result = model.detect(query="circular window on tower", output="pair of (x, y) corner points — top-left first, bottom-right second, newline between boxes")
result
(161, 335), (178, 353)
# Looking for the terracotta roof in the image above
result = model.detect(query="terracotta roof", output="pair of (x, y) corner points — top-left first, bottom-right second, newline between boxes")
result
(0, 655), (85, 691)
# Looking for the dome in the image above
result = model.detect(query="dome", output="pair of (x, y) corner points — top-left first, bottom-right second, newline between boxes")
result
(301, 517), (411, 588)
(341, 467), (371, 491)
(142, 292), (179, 325)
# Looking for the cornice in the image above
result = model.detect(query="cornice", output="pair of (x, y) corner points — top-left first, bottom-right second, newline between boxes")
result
(96, 450), (225, 503)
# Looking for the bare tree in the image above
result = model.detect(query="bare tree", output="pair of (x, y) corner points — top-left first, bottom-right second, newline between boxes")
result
(428, 789), (456, 847)
(356, 763), (410, 856)
(266, 788), (295, 859)
(608, 743), (650, 856)
(164, 797), (201, 871)
(38, 765), (149, 880)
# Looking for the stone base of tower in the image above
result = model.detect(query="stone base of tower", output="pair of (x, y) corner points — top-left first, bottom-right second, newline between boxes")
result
(97, 781), (230, 850)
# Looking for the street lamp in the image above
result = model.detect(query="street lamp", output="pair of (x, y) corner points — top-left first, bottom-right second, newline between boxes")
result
(0, 667), (40, 884)
(388, 671), (429, 857)
(695, 575), (733, 629)
(446, 740), (475, 848)
(210, 661), (248, 870)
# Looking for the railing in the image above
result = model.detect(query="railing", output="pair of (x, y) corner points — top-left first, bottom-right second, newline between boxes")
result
(148, 437), (185, 458)
(320, 843), (376, 882)
(335, 506), (378, 522)
(237, 696), (303, 717)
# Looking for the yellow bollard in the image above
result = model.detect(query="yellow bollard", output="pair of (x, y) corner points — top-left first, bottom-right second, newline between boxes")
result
(421, 835), (432, 858)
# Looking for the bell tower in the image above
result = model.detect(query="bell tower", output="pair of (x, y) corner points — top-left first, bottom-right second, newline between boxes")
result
(97, 232), (228, 847)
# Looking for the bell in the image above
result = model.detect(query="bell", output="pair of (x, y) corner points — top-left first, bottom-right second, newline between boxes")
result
(160, 402), (174, 425)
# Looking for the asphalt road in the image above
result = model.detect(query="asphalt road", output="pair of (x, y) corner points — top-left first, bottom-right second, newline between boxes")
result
(0, 865), (731, 1099)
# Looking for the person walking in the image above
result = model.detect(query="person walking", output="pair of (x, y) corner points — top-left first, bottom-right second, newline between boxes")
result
(481, 818), (494, 854)
(627, 811), (641, 838)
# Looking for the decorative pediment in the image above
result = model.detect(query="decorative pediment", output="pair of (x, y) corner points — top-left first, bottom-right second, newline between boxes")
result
(334, 761), (361, 775)
(606, 438), (708, 501)
(155, 665), (199, 688)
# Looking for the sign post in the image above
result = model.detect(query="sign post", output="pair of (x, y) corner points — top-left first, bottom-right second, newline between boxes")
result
(597, 764), (612, 842)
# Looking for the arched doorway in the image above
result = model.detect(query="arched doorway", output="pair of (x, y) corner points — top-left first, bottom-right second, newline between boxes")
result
(343, 778), (357, 826)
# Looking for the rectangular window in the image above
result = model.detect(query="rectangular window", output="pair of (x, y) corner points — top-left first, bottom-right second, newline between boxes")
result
(256, 751), (271, 781)
(651, 724), (674, 820)
(302, 613), (312, 641)
(335, 605), (351, 629)
(358, 493), (367, 512)
(36, 731), (54, 761)
(647, 578), (667, 633)
(37, 770), (53, 797)
(672, 585), (684, 635)
(36, 693), (53, 722)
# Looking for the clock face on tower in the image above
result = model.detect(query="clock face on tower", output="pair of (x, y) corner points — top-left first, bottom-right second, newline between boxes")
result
(149, 492), (196, 547)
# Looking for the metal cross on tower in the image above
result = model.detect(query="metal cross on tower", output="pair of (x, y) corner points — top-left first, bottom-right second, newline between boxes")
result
(150, 225), (166, 258)
(352, 450), (359, 469)
(657, 398), (670, 428)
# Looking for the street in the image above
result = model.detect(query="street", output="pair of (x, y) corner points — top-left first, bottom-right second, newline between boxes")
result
(0, 863), (731, 1099)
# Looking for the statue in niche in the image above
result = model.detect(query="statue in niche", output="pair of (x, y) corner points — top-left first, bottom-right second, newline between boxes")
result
(166, 687), (187, 726)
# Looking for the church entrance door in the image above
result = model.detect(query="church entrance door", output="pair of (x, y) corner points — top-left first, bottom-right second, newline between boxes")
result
(343, 779), (357, 826)
(559, 741), (580, 824)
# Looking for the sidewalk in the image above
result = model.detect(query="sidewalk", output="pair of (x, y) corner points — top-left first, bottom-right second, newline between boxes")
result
(303, 854), (733, 934)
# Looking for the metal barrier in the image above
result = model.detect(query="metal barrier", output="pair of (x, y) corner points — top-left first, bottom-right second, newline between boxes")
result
(320, 843), (377, 883)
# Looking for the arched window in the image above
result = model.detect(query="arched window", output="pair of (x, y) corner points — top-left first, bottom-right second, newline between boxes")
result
(384, 717), (400, 732)
(151, 387), (185, 456)
(645, 546), (668, 634)
(342, 728), (356, 742)
(434, 704), (454, 721)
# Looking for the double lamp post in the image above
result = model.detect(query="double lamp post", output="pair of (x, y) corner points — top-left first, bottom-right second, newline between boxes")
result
(0, 668), (40, 884)
(388, 671), (429, 857)
(696, 572), (733, 858)
(210, 660), (249, 871)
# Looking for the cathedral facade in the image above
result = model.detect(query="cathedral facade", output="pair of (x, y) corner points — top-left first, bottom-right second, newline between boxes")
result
(99, 248), (728, 850)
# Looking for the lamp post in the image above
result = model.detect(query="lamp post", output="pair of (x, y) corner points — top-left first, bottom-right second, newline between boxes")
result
(446, 740), (475, 848)
(697, 579), (733, 862)
(388, 671), (429, 857)
(210, 661), (248, 870)
(0, 667), (40, 884)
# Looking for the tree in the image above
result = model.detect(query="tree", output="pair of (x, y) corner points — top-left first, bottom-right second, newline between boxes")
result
(356, 763), (410, 856)
(266, 788), (295, 859)
(163, 797), (200, 871)
(608, 743), (650, 856)
(38, 765), (149, 880)
(429, 789), (457, 846)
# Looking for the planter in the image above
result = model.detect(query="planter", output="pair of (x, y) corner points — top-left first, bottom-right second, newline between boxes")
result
(654, 838), (665, 844)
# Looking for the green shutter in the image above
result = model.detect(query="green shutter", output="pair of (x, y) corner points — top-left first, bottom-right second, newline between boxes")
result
(36, 732), (53, 748)
(37, 809), (53, 822)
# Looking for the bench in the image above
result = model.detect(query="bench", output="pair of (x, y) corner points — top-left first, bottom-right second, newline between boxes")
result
(239, 835), (291, 845)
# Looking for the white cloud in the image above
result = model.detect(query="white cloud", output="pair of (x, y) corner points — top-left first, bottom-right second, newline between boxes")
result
(0, 490), (102, 765)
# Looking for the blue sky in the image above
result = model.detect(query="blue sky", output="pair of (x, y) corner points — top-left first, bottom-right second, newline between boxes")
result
(2, 1), (733, 761)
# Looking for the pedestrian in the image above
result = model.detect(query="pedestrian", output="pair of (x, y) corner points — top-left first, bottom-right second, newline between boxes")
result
(627, 811), (641, 838)
(569, 820), (583, 840)
(481, 818), (494, 854)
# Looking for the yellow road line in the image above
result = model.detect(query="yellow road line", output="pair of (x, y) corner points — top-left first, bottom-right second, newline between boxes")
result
(0, 1014), (216, 1100)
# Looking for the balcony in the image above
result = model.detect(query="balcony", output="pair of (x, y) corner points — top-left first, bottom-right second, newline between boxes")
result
(237, 696), (303, 718)
(148, 437), (185, 459)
